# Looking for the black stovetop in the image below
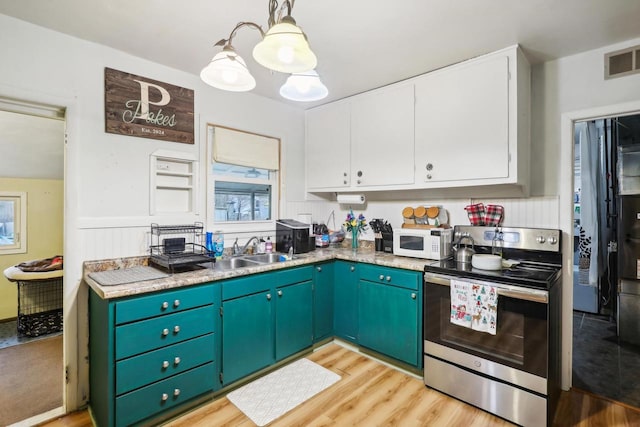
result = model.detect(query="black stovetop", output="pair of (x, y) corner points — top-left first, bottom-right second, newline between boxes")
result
(424, 254), (562, 290)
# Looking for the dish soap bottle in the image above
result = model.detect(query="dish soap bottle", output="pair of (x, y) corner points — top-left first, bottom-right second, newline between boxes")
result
(213, 230), (224, 259)
(265, 237), (273, 253)
(205, 232), (215, 257)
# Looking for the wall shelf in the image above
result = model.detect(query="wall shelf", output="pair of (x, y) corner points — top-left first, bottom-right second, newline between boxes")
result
(150, 151), (198, 215)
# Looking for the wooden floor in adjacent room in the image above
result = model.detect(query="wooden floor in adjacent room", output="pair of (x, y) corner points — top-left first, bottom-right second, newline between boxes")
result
(41, 343), (640, 427)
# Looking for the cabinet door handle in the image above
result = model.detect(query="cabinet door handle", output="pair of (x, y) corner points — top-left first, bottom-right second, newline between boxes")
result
(174, 356), (181, 365)
(173, 388), (180, 397)
(162, 360), (169, 369)
(386, 276), (391, 282)
(343, 180), (347, 185)
(173, 299), (180, 308)
(357, 180), (362, 184)
(411, 293), (417, 299)
(161, 301), (169, 310)
(161, 393), (169, 401)
(173, 325), (180, 334)
(267, 293), (272, 301)
(317, 266), (322, 272)
(350, 266), (355, 272)
(379, 274), (384, 280)
(162, 328), (169, 336)
(277, 290), (283, 297)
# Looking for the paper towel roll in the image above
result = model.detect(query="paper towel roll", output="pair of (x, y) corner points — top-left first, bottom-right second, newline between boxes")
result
(336, 194), (366, 205)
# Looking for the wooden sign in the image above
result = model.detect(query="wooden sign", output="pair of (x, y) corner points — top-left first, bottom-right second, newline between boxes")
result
(105, 68), (194, 144)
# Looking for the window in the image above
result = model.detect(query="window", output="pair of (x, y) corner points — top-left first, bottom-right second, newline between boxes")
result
(207, 126), (279, 231)
(0, 192), (27, 254)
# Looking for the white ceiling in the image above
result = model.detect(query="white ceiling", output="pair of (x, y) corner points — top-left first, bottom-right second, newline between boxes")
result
(1, 0), (640, 109)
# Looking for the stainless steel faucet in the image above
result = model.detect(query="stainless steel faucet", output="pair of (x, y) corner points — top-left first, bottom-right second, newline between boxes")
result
(235, 236), (261, 255)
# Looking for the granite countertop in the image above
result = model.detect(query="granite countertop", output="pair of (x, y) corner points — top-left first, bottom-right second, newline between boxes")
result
(84, 248), (430, 300)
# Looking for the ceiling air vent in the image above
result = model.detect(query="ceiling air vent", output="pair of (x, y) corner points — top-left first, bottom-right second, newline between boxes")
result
(605, 45), (640, 79)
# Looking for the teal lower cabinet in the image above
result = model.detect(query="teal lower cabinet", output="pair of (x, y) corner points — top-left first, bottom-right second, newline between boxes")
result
(220, 266), (313, 385)
(89, 283), (219, 427)
(221, 289), (274, 385)
(333, 261), (359, 343)
(275, 279), (313, 360)
(357, 264), (422, 368)
(221, 274), (274, 386)
(312, 262), (334, 342)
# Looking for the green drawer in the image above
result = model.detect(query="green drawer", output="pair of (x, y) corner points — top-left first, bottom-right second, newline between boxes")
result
(359, 264), (420, 290)
(278, 265), (313, 286)
(222, 273), (273, 301)
(115, 306), (214, 360)
(116, 334), (215, 395)
(115, 362), (215, 427)
(115, 284), (214, 325)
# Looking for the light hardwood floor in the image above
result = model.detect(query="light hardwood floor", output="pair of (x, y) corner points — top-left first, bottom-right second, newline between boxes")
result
(40, 343), (640, 427)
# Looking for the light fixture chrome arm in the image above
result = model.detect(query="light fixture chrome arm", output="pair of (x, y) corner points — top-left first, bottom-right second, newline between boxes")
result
(214, 21), (265, 49)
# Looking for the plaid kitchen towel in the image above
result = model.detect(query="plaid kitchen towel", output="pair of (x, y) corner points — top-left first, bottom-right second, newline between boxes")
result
(484, 204), (504, 226)
(464, 203), (485, 226)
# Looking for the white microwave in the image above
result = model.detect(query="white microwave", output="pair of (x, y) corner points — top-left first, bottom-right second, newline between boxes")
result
(393, 228), (453, 260)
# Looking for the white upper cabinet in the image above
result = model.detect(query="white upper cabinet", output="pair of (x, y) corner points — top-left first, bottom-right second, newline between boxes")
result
(414, 46), (529, 190)
(304, 45), (530, 195)
(305, 100), (351, 190)
(351, 83), (415, 187)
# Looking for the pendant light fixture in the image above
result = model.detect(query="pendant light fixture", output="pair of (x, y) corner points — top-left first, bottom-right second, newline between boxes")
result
(279, 69), (328, 101)
(200, 0), (323, 100)
(200, 46), (256, 92)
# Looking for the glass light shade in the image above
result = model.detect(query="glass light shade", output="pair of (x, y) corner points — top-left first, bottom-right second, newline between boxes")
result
(252, 21), (317, 73)
(279, 70), (328, 102)
(200, 49), (256, 92)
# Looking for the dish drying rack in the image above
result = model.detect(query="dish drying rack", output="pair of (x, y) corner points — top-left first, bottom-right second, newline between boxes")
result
(149, 223), (212, 273)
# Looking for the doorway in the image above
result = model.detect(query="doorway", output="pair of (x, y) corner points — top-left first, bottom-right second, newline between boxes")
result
(571, 113), (640, 408)
(0, 103), (65, 425)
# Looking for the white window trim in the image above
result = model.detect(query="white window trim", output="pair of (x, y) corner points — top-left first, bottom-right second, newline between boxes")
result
(0, 191), (27, 255)
(206, 125), (280, 235)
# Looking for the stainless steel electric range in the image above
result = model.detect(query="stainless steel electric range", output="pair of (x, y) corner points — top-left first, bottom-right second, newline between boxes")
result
(423, 226), (562, 427)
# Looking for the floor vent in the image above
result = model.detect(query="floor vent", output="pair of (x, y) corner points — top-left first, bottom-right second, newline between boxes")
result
(605, 45), (640, 79)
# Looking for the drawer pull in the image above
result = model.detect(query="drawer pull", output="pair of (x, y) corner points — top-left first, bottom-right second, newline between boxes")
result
(386, 276), (391, 282)
(173, 299), (180, 308)
(411, 293), (417, 299)
(317, 266), (322, 272)
(267, 293), (272, 301)
(350, 266), (355, 272)
(173, 325), (180, 334)
(277, 290), (283, 297)
(162, 360), (169, 369)
(161, 301), (169, 309)
(174, 356), (181, 365)
(379, 275), (384, 280)
(174, 388), (181, 397)
(161, 393), (168, 401)
(162, 328), (169, 336)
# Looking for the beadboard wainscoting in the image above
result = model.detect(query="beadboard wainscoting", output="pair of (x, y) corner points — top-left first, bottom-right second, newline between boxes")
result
(285, 196), (560, 241)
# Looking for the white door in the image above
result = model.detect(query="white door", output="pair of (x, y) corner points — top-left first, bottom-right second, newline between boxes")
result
(306, 100), (351, 190)
(351, 83), (415, 187)
(415, 54), (510, 183)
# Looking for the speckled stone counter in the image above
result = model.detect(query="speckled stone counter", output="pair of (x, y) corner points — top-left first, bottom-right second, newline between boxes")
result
(84, 248), (430, 300)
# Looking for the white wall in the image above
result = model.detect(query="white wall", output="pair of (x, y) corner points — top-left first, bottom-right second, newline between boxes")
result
(0, 13), (304, 411)
(531, 37), (640, 197)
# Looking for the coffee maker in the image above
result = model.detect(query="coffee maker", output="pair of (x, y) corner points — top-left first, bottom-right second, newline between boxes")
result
(275, 219), (314, 254)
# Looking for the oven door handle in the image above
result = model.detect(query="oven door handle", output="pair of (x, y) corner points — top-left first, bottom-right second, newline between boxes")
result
(424, 272), (548, 303)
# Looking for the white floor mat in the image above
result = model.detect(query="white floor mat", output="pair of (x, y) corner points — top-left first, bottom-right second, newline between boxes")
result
(227, 358), (341, 426)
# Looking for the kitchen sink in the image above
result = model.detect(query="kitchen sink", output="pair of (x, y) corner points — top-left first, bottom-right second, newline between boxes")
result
(242, 253), (284, 264)
(212, 253), (285, 271)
